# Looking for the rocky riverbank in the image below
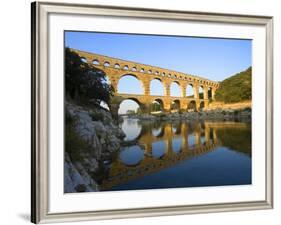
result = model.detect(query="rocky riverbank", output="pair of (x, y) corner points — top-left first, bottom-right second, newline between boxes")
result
(64, 101), (125, 193)
(125, 107), (251, 122)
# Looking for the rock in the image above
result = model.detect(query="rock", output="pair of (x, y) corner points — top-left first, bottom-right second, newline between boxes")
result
(118, 116), (124, 123)
(75, 184), (87, 192)
(64, 153), (97, 193)
(65, 101), (126, 192)
(141, 114), (156, 120)
(92, 121), (106, 134)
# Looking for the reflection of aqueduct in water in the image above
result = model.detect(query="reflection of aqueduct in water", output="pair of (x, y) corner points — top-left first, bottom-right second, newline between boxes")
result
(72, 49), (220, 116)
(98, 121), (248, 191)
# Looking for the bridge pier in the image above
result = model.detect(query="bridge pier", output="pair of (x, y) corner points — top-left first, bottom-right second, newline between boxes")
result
(195, 99), (201, 112)
(211, 87), (217, 100)
(204, 87), (209, 100)
(204, 99), (209, 108)
(140, 102), (151, 114)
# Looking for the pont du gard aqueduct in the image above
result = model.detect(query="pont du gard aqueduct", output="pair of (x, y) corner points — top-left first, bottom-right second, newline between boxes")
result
(72, 48), (220, 115)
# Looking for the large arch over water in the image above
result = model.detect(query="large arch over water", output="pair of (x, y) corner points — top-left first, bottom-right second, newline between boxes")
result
(186, 84), (194, 97)
(199, 86), (204, 99)
(118, 98), (141, 115)
(170, 81), (181, 97)
(117, 74), (144, 95)
(150, 78), (165, 96)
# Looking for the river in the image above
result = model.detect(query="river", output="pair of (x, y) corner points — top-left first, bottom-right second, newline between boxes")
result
(98, 117), (251, 191)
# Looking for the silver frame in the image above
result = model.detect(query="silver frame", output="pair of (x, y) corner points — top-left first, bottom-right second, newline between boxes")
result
(31, 1), (274, 223)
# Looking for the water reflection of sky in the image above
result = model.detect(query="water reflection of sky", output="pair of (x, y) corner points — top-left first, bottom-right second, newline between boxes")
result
(172, 138), (182, 153)
(119, 145), (144, 166)
(188, 134), (196, 146)
(152, 141), (166, 158)
(172, 123), (181, 134)
(121, 118), (141, 141)
(200, 136), (206, 144)
(152, 128), (162, 137)
(112, 147), (251, 191)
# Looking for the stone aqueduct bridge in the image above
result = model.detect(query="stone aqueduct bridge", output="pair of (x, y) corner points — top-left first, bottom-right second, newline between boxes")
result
(72, 49), (220, 114)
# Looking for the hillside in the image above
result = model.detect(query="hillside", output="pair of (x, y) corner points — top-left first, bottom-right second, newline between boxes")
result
(215, 67), (252, 103)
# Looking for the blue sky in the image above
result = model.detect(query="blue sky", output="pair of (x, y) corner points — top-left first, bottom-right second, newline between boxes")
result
(65, 31), (252, 113)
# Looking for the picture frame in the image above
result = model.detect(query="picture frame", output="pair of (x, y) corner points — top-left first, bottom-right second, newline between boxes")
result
(31, 1), (273, 224)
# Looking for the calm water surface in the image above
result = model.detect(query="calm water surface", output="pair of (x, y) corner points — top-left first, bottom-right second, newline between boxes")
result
(98, 117), (251, 191)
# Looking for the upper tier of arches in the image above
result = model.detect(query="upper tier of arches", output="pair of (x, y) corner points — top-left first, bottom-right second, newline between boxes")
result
(72, 48), (219, 89)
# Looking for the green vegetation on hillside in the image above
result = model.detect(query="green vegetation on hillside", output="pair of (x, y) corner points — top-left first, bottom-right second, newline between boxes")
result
(215, 67), (252, 103)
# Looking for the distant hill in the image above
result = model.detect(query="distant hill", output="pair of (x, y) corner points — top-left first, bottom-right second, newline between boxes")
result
(215, 67), (252, 103)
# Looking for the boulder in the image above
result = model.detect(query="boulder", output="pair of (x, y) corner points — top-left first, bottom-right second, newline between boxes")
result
(65, 101), (126, 192)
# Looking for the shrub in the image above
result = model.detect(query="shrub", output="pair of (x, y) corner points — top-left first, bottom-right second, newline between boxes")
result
(234, 110), (240, 116)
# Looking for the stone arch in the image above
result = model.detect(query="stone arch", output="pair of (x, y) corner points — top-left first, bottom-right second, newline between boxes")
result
(151, 98), (164, 112)
(199, 85), (204, 99)
(154, 98), (164, 107)
(123, 65), (129, 70)
(150, 78), (165, 96)
(114, 63), (120, 69)
(131, 67), (137, 72)
(118, 98), (143, 115)
(103, 61), (110, 67)
(170, 81), (181, 97)
(171, 99), (180, 111)
(187, 100), (197, 112)
(208, 87), (212, 99)
(186, 84), (194, 97)
(92, 59), (100, 65)
(117, 74), (144, 94)
(199, 101), (205, 111)
(80, 57), (87, 63)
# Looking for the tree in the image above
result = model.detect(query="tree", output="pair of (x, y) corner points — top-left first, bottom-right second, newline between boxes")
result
(150, 102), (161, 112)
(136, 108), (142, 115)
(126, 110), (136, 115)
(65, 47), (114, 105)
